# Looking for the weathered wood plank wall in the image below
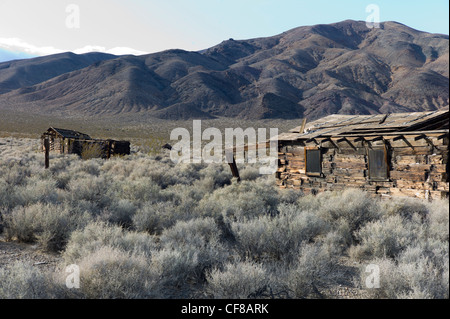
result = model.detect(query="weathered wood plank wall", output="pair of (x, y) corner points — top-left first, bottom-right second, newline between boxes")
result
(276, 134), (449, 200)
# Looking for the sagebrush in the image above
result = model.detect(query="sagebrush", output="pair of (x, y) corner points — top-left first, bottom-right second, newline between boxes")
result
(0, 138), (448, 299)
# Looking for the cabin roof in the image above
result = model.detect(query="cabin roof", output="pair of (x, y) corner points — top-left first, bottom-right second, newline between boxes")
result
(44, 127), (92, 140)
(276, 110), (449, 141)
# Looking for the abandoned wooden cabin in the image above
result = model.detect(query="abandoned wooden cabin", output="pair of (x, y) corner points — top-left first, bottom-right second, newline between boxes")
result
(275, 110), (449, 200)
(41, 127), (130, 159)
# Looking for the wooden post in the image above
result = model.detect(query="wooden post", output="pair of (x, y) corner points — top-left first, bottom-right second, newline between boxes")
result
(44, 137), (50, 169)
(107, 140), (112, 159)
(225, 150), (240, 182)
(300, 118), (307, 134)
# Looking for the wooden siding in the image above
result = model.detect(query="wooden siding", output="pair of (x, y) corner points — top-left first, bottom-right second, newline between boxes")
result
(276, 133), (449, 200)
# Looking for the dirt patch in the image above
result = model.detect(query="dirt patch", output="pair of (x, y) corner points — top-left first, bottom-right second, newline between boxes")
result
(0, 236), (62, 272)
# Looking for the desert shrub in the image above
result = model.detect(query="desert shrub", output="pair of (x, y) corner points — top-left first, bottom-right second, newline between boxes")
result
(0, 179), (17, 209)
(0, 173), (60, 209)
(101, 157), (136, 178)
(426, 199), (449, 242)
(76, 246), (158, 298)
(168, 184), (207, 218)
(150, 246), (201, 297)
(287, 243), (341, 299)
(239, 167), (261, 181)
(72, 159), (101, 176)
(206, 261), (270, 299)
(54, 171), (72, 190)
(48, 155), (77, 175)
(159, 218), (230, 286)
(0, 261), (60, 298)
(132, 201), (180, 235)
(1, 163), (30, 186)
(66, 175), (111, 209)
(198, 163), (232, 188)
(2, 205), (36, 243)
(99, 198), (137, 227)
(160, 217), (221, 248)
(197, 179), (279, 221)
(145, 165), (179, 188)
(63, 221), (158, 263)
(174, 163), (205, 184)
(320, 227), (352, 257)
(380, 196), (429, 220)
(353, 197), (449, 299)
(14, 176), (59, 206)
(112, 176), (168, 203)
(297, 189), (381, 242)
(190, 176), (217, 198)
(3, 203), (92, 252)
(350, 214), (422, 260)
(361, 247), (449, 299)
(124, 161), (206, 189)
(117, 231), (159, 256)
(231, 204), (327, 263)
(277, 188), (304, 205)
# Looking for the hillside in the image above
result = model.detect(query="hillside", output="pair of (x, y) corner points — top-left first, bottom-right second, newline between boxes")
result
(0, 52), (117, 95)
(0, 20), (448, 120)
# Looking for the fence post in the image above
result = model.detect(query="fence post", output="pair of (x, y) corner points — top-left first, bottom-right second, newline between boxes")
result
(44, 138), (50, 169)
(225, 150), (240, 182)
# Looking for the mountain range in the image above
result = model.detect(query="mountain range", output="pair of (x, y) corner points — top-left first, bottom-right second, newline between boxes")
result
(0, 20), (448, 121)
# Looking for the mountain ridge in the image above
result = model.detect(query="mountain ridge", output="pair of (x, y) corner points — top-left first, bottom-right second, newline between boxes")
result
(0, 20), (448, 121)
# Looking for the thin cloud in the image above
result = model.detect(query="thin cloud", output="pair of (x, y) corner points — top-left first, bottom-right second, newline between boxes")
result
(73, 45), (149, 56)
(0, 38), (149, 57)
(0, 38), (65, 56)
(104, 47), (149, 56)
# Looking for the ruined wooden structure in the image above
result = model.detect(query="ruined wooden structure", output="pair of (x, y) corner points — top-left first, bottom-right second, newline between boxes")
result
(275, 110), (449, 200)
(41, 127), (130, 159)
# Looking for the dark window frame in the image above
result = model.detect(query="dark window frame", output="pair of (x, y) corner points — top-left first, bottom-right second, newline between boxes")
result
(367, 144), (390, 181)
(305, 147), (322, 177)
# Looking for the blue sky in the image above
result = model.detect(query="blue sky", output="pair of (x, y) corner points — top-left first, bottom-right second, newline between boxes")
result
(0, 0), (448, 57)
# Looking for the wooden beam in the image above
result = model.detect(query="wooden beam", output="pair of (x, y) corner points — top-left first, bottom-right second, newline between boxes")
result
(306, 138), (320, 145)
(414, 134), (427, 141)
(332, 137), (357, 150)
(368, 136), (384, 142)
(379, 113), (390, 124)
(342, 137), (357, 150)
(393, 135), (415, 149)
(337, 130), (448, 138)
(414, 134), (434, 147)
(320, 137), (339, 149)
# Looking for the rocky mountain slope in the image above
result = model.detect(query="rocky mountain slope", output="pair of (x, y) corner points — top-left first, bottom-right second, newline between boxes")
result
(0, 20), (448, 120)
